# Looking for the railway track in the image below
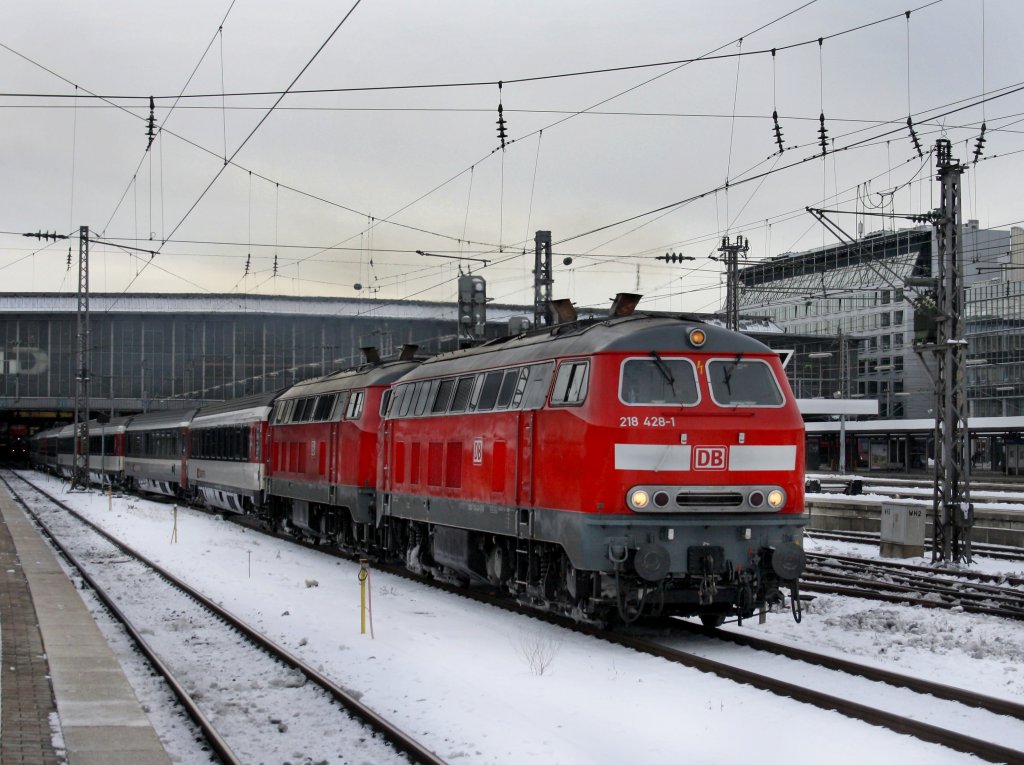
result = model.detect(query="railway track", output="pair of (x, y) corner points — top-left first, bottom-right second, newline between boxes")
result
(805, 527), (1024, 562)
(623, 620), (1024, 764)
(15, 470), (1024, 762)
(802, 551), (1024, 620)
(2, 471), (447, 765)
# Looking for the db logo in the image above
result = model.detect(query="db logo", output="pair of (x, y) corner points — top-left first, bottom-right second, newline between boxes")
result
(472, 438), (484, 465)
(693, 446), (727, 470)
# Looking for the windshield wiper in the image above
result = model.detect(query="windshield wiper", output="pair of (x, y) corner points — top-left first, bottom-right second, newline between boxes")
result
(649, 351), (676, 395)
(722, 353), (743, 396)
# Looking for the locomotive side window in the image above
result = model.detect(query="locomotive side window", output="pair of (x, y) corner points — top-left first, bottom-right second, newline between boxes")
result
(313, 394), (336, 421)
(432, 379), (456, 413)
(292, 397), (311, 423)
(476, 370), (504, 411)
(619, 357), (699, 406)
(517, 362), (555, 410)
(449, 376), (476, 413)
(270, 399), (291, 425)
(707, 358), (784, 407)
(379, 389), (393, 417)
(550, 360), (590, 406)
(345, 390), (365, 419)
(332, 391), (351, 420)
(495, 368), (521, 409)
(413, 381), (434, 416)
(397, 385), (417, 415)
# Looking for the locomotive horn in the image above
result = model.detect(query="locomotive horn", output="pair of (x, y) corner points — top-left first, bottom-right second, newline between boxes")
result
(549, 298), (577, 324)
(609, 293), (642, 317)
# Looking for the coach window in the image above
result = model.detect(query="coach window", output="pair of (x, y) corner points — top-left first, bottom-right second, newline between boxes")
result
(550, 360), (590, 406)
(449, 376), (476, 413)
(707, 358), (784, 407)
(476, 370), (504, 411)
(432, 378), (456, 413)
(620, 357), (699, 405)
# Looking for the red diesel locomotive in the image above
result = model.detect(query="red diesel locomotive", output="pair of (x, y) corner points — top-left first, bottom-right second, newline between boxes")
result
(28, 300), (806, 625)
(266, 346), (421, 545)
(379, 305), (806, 624)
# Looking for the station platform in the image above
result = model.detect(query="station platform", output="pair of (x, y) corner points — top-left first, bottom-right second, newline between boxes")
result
(0, 485), (171, 764)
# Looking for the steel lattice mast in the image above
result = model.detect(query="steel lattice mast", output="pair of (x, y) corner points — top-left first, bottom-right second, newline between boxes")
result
(71, 225), (90, 490)
(533, 230), (553, 328)
(931, 139), (973, 563)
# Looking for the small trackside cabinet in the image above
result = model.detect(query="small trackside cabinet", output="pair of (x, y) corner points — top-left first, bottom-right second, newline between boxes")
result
(880, 502), (925, 558)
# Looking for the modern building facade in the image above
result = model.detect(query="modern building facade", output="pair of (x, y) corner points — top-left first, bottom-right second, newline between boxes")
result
(738, 221), (1024, 421)
(0, 293), (537, 416)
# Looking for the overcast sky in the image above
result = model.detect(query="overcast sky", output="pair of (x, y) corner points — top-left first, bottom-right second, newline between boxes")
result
(3, 0), (1022, 314)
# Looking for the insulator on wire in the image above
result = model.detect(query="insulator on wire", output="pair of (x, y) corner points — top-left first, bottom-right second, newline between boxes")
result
(772, 110), (785, 154)
(66, 247), (72, 270)
(657, 252), (695, 263)
(496, 80), (507, 149)
(244, 253), (251, 276)
(972, 122), (987, 164)
(23, 230), (65, 241)
(817, 113), (829, 155)
(145, 96), (157, 151)
(906, 116), (923, 158)
(272, 254), (278, 276)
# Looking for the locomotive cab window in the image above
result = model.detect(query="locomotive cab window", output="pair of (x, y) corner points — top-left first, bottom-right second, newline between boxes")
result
(707, 357), (784, 407)
(550, 360), (590, 406)
(620, 357), (699, 406)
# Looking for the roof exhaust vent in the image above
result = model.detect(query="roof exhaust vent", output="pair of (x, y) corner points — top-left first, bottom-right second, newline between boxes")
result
(361, 346), (381, 364)
(549, 299), (578, 324)
(610, 293), (642, 317)
(399, 344), (418, 361)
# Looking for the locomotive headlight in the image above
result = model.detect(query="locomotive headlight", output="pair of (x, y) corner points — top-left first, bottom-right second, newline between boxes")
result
(688, 328), (707, 347)
(767, 489), (786, 509)
(629, 489), (650, 509)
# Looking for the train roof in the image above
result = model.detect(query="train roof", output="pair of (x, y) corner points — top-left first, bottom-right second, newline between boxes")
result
(400, 313), (774, 381)
(192, 389), (283, 426)
(126, 408), (198, 431)
(276, 359), (421, 400)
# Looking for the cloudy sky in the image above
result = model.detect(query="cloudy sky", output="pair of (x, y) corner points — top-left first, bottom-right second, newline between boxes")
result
(2, 0), (1022, 313)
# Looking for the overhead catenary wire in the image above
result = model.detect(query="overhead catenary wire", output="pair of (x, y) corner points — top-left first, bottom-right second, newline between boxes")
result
(8, 0), (1024, 317)
(0, 1), (945, 105)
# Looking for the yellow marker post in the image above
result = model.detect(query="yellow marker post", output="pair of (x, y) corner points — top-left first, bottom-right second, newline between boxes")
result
(358, 558), (368, 634)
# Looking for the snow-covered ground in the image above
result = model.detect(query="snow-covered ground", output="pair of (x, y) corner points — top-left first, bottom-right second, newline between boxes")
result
(11, 471), (1024, 764)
